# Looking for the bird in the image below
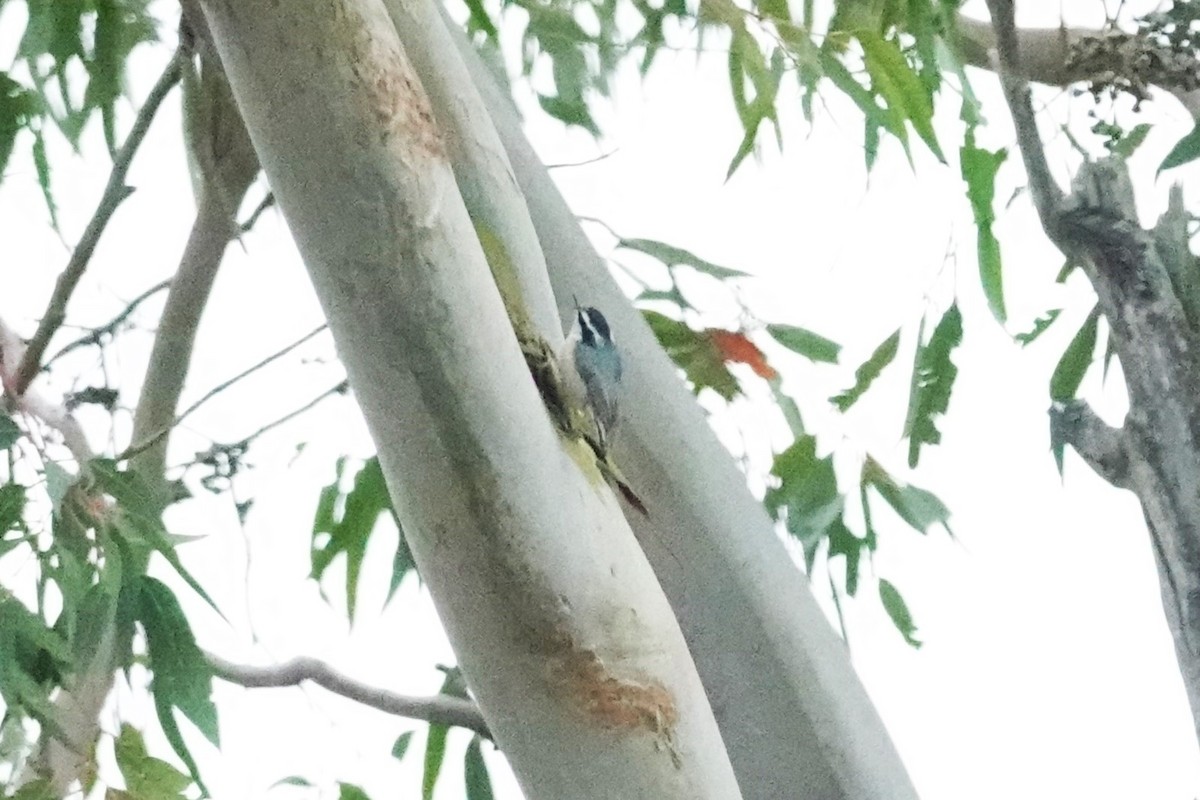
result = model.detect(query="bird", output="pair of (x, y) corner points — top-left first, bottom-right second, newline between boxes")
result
(559, 303), (622, 453)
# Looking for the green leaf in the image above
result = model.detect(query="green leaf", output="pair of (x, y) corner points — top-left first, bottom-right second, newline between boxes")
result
(43, 460), (73, 514)
(904, 304), (962, 467)
(1014, 309), (1062, 347)
(856, 31), (945, 162)
(88, 459), (223, 615)
(310, 457), (395, 621)
(831, 329), (900, 410)
(764, 435), (842, 572)
(338, 784), (373, 800)
(462, 0), (499, 39)
(1050, 306), (1100, 402)
(0, 483), (25, 533)
(726, 124), (759, 179)
(863, 458), (951, 535)
(905, 0), (942, 93)
(1160, 119), (1200, 173)
(537, 94), (599, 135)
(269, 776), (315, 790)
(961, 130), (1008, 323)
(387, 531), (415, 606)
(392, 730), (415, 760)
(643, 311), (740, 399)
(0, 73), (38, 178)
(769, 377), (806, 438)
(86, 0), (158, 115)
(817, 48), (881, 121)
(618, 238), (748, 279)
(826, 517), (863, 596)
(879, 578), (921, 647)
(7, 778), (56, 800)
(114, 724), (193, 800)
(422, 724), (449, 800)
(765, 324), (840, 364)
(19, 0), (86, 66)
(30, 127), (58, 230)
(1110, 122), (1151, 159)
(464, 736), (495, 800)
(0, 595), (71, 738)
(0, 411), (19, 449)
(72, 565), (121, 668)
(134, 575), (217, 790)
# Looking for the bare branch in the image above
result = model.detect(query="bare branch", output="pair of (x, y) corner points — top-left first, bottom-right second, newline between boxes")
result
(1049, 400), (1132, 488)
(206, 651), (491, 738)
(128, 57), (260, 486)
(0, 317), (94, 465)
(25, 50), (262, 794)
(120, 324), (329, 461)
(180, 324), (329, 423)
(43, 279), (173, 368)
(239, 191), (276, 233)
(235, 379), (348, 443)
(12, 51), (186, 395)
(982, 0), (1067, 242)
(954, 13), (1200, 118)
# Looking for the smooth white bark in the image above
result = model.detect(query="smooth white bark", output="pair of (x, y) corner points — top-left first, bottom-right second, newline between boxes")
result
(198, 1), (743, 797)
(383, 0), (562, 342)
(449, 20), (921, 800)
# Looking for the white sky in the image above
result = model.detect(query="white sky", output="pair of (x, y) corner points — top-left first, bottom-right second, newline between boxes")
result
(3, 0), (1200, 798)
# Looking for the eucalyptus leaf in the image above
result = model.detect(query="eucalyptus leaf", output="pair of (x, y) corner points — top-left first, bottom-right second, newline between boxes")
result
(831, 329), (899, 410)
(766, 324), (841, 364)
(1050, 306), (1100, 402)
(465, 735), (495, 800)
(879, 578), (921, 648)
(904, 304), (962, 467)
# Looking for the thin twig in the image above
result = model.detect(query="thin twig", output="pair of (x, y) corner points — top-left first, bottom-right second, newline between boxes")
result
(237, 379), (349, 443)
(13, 50), (187, 395)
(118, 326), (331, 462)
(43, 279), (172, 368)
(205, 651), (491, 738)
(577, 215), (621, 240)
(238, 191), (276, 233)
(546, 149), (619, 170)
(177, 324), (328, 424)
(983, 0), (1067, 240)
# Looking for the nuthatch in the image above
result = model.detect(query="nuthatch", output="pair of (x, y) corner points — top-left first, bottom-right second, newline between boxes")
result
(560, 304), (622, 451)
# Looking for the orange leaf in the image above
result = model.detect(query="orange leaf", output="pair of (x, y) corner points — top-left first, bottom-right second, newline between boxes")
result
(708, 330), (778, 380)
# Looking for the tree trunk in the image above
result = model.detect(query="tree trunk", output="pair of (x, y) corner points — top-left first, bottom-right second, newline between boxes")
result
(198, 0), (744, 796)
(986, 0), (1200, 746)
(446, 18), (921, 800)
(1053, 161), (1200, 744)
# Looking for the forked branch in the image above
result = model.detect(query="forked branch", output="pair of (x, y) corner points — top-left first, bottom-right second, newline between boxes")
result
(206, 651), (491, 738)
(12, 51), (186, 395)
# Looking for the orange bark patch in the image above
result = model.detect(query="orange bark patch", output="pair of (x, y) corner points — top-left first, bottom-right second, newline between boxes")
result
(341, 3), (445, 161)
(553, 647), (679, 733)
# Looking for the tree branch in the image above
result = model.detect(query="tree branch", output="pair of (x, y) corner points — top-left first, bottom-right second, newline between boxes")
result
(1049, 399), (1132, 488)
(982, 0), (1067, 243)
(119, 325), (328, 462)
(42, 279), (172, 368)
(26, 49), (261, 795)
(239, 191), (276, 233)
(0, 317), (94, 464)
(954, 13), (1200, 117)
(205, 651), (491, 738)
(12, 51), (186, 396)
(128, 56), (260, 486)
